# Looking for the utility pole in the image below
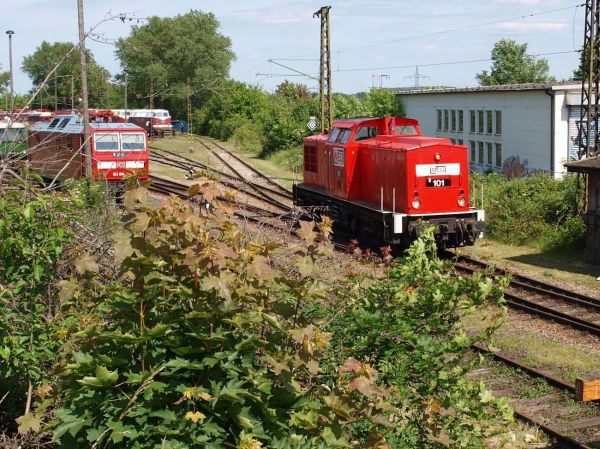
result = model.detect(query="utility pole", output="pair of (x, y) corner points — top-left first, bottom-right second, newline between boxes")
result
(405, 66), (430, 88)
(372, 74), (390, 89)
(314, 6), (332, 134)
(5, 30), (14, 119)
(579, 0), (600, 159)
(54, 70), (58, 111)
(77, 0), (92, 179)
(187, 79), (193, 151)
(124, 74), (128, 119)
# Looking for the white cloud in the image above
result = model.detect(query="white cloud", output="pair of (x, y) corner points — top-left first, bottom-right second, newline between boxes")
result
(495, 21), (568, 31)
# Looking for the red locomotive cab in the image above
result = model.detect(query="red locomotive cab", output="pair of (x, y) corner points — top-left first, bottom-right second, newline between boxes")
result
(91, 125), (150, 181)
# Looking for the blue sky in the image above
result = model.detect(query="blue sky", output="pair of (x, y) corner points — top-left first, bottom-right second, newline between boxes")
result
(1, 0), (585, 95)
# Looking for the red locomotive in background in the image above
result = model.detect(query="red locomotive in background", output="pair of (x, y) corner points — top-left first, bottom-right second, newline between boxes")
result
(293, 116), (484, 249)
(28, 114), (150, 183)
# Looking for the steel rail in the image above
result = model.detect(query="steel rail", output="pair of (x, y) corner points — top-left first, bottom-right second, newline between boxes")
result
(195, 136), (293, 197)
(193, 139), (293, 210)
(149, 153), (292, 213)
(150, 147), (293, 206)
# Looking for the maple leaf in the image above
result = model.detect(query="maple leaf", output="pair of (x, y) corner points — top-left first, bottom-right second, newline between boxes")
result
(185, 411), (206, 423)
(296, 220), (316, 244)
(75, 253), (99, 275)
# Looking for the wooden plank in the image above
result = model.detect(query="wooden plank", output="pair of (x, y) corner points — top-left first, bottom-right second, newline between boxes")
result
(554, 416), (600, 432)
(576, 377), (600, 402)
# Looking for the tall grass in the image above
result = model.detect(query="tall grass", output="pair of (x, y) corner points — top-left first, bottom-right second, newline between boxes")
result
(470, 172), (586, 251)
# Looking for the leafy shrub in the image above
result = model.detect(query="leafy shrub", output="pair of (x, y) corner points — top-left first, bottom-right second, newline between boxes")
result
(470, 172), (586, 250)
(0, 186), (75, 426)
(321, 228), (512, 447)
(46, 186), (395, 449)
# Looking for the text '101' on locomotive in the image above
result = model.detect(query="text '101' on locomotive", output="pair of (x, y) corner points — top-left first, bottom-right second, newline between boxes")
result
(292, 116), (484, 249)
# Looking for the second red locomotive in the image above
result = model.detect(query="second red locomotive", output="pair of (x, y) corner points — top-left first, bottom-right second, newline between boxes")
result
(28, 114), (150, 183)
(293, 116), (484, 249)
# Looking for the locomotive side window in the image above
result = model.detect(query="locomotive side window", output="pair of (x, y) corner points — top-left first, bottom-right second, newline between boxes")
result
(94, 133), (119, 151)
(327, 128), (341, 143)
(121, 133), (146, 150)
(354, 126), (377, 141)
(396, 126), (417, 135)
(339, 129), (352, 144)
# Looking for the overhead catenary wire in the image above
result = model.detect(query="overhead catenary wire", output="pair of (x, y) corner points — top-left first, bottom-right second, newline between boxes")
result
(270, 3), (585, 61)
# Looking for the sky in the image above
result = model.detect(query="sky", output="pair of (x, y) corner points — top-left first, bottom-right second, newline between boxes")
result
(1, 0), (586, 96)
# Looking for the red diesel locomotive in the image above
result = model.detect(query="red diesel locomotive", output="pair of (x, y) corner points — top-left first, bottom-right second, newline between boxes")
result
(293, 116), (484, 249)
(28, 114), (149, 182)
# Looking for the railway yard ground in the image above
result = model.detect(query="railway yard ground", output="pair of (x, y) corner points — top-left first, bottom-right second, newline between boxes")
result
(145, 134), (600, 448)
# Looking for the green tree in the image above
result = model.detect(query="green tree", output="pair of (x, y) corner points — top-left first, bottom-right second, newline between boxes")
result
(21, 41), (110, 110)
(332, 93), (367, 119)
(115, 10), (235, 118)
(476, 39), (555, 85)
(275, 80), (312, 100)
(572, 43), (590, 81)
(0, 65), (8, 95)
(365, 87), (401, 117)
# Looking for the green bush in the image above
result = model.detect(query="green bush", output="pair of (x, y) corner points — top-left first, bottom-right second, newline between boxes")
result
(470, 172), (586, 250)
(0, 186), (75, 425)
(321, 228), (512, 448)
(46, 187), (395, 449)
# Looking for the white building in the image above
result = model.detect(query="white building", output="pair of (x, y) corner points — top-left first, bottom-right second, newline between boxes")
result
(396, 83), (583, 177)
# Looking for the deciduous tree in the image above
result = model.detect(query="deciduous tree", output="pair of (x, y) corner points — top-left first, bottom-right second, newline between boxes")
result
(115, 10), (235, 118)
(476, 39), (555, 85)
(21, 41), (110, 109)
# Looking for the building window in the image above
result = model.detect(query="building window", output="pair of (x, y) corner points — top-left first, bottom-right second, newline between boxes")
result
(437, 110), (442, 131)
(458, 110), (464, 132)
(478, 111), (484, 133)
(469, 141), (476, 162)
(487, 142), (493, 166)
(470, 110), (476, 133)
(478, 141), (484, 164)
(457, 139), (463, 145)
(495, 143), (502, 167)
(495, 111), (502, 135)
(67, 136), (73, 151)
(443, 110), (449, 131)
(486, 111), (493, 134)
(451, 110), (456, 131)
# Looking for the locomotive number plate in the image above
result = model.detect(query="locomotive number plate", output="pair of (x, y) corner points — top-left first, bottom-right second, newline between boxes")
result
(333, 147), (345, 167)
(426, 178), (451, 187)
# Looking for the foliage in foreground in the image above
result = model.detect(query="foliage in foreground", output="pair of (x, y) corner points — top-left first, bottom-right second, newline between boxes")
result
(322, 229), (511, 448)
(470, 172), (585, 250)
(44, 185), (397, 448)
(0, 185), (75, 425)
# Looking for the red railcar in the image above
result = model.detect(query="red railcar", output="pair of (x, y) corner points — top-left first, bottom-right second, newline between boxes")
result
(28, 114), (149, 182)
(293, 117), (484, 249)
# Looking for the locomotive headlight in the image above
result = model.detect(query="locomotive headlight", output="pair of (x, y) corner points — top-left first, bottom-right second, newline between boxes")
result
(412, 198), (421, 209)
(434, 152), (441, 161)
(457, 196), (466, 207)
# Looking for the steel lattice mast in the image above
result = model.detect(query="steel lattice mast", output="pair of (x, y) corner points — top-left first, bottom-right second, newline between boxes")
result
(579, 0), (600, 159)
(314, 6), (332, 134)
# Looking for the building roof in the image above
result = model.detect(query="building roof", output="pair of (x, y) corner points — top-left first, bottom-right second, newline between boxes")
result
(564, 156), (600, 173)
(395, 81), (581, 96)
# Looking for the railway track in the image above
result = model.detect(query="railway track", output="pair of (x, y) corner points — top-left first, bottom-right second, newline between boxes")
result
(451, 253), (600, 337)
(472, 344), (600, 449)
(148, 175), (294, 234)
(149, 147), (293, 214)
